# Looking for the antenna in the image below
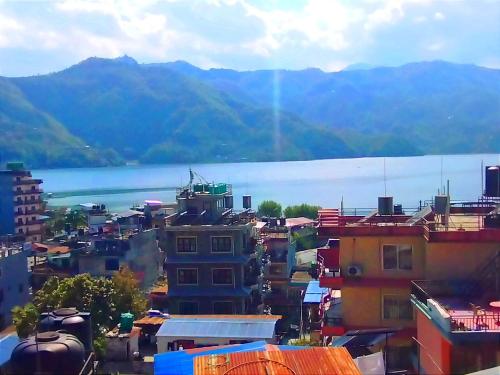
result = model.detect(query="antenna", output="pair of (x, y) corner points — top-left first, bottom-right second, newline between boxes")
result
(383, 158), (387, 196)
(481, 159), (484, 196)
(440, 156), (443, 193)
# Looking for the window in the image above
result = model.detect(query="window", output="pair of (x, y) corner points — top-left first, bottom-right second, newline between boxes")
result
(179, 301), (199, 314)
(383, 296), (413, 320)
(178, 268), (198, 285)
(212, 268), (233, 285)
(211, 236), (232, 253)
(213, 301), (234, 314)
(383, 245), (412, 270)
(18, 228), (23, 234)
(105, 258), (120, 271)
(177, 237), (197, 253)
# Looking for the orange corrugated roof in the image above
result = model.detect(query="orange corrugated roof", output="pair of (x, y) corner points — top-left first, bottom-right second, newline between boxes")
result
(169, 315), (282, 320)
(47, 245), (70, 254)
(151, 285), (168, 294)
(133, 316), (166, 326)
(194, 346), (361, 375)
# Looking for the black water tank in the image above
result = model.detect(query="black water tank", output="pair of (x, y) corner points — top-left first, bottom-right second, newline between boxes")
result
(224, 195), (234, 209)
(393, 204), (403, 215)
(485, 166), (500, 197)
(269, 217), (278, 227)
(10, 331), (85, 375)
(279, 217), (287, 226)
(243, 195), (252, 209)
(39, 308), (93, 352)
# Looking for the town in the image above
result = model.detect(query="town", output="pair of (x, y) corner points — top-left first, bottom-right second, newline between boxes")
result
(0, 161), (498, 374)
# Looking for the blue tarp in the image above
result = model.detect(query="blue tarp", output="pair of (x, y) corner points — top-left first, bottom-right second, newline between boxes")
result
(303, 280), (328, 303)
(0, 334), (19, 366)
(154, 340), (268, 375)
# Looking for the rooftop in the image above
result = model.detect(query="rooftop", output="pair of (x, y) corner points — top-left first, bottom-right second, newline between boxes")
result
(411, 279), (500, 334)
(156, 315), (282, 339)
(193, 346), (361, 375)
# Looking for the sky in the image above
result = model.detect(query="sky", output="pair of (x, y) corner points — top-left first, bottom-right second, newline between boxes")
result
(0, 0), (499, 76)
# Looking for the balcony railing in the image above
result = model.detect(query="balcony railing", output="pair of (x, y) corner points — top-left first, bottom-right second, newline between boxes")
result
(14, 188), (43, 195)
(13, 178), (43, 186)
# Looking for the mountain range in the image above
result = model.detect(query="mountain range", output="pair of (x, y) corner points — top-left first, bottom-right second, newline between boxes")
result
(1, 56), (499, 168)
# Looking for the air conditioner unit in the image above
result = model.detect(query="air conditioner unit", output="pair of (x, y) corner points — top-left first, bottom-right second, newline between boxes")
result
(347, 264), (363, 277)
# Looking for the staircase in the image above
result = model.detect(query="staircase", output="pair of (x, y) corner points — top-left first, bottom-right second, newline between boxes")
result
(318, 209), (339, 227)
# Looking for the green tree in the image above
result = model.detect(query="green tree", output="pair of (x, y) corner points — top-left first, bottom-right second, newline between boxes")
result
(11, 303), (39, 338)
(12, 269), (147, 343)
(257, 200), (282, 217)
(65, 209), (87, 230)
(284, 204), (322, 219)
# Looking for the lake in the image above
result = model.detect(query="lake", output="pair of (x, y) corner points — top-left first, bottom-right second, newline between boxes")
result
(35, 154), (500, 212)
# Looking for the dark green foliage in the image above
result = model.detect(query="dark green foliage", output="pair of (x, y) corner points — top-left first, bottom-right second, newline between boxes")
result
(257, 200), (282, 218)
(1, 58), (500, 168)
(284, 204), (322, 219)
(11, 269), (147, 341)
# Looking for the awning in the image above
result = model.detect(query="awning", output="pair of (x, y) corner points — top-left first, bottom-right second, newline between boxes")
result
(303, 280), (329, 303)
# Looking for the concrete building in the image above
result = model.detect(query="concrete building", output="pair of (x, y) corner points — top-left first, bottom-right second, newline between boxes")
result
(0, 245), (30, 329)
(160, 181), (261, 314)
(78, 229), (161, 288)
(317, 195), (500, 372)
(0, 162), (44, 242)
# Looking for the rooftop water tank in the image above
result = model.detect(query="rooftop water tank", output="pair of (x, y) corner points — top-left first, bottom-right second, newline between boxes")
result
(378, 197), (394, 215)
(120, 312), (134, 333)
(269, 217), (278, 227)
(434, 195), (450, 215)
(10, 331), (85, 375)
(279, 217), (287, 226)
(224, 195), (234, 209)
(485, 166), (500, 197)
(39, 308), (92, 352)
(243, 195), (252, 209)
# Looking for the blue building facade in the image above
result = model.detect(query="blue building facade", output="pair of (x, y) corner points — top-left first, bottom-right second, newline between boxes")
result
(0, 246), (30, 329)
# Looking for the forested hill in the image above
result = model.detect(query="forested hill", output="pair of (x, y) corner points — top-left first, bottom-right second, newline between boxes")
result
(1, 56), (499, 168)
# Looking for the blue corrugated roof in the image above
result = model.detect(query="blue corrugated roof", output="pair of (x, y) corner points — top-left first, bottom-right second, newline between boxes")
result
(156, 317), (278, 339)
(0, 334), (19, 366)
(154, 340), (267, 375)
(303, 280), (328, 303)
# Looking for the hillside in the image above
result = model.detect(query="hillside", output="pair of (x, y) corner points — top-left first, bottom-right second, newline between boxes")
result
(1, 57), (499, 168)
(10, 57), (353, 166)
(0, 78), (122, 168)
(164, 60), (500, 155)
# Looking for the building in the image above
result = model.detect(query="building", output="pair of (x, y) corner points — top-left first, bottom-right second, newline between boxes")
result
(0, 162), (44, 242)
(160, 181), (261, 314)
(78, 229), (161, 288)
(411, 273), (500, 374)
(155, 315), (282, 352)
(0, 245), (30, 329)
(317, 195), (500, 371)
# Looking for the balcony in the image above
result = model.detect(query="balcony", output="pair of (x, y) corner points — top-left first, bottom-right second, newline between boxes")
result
(321, 316), (345, 336)
(15, 197), (44, 205)
(13, 188), (43, 196)
(319, 267), (344, 289)
(411, 280), (500, 334)
(13, 178), (43, 186)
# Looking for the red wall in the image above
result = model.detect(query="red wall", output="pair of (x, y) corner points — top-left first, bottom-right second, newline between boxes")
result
(416, 310), (451, 375)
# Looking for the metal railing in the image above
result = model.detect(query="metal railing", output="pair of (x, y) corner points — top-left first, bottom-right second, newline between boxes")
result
(451, 314), (499, 332)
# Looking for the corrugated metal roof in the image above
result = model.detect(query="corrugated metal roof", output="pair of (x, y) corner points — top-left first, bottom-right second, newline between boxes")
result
(154, 341), (268, 375)
(0, 334), (19, 366)
(194, 346), (361, 375)
(303, 280), (329, 303)
(156, 316), (280, 339)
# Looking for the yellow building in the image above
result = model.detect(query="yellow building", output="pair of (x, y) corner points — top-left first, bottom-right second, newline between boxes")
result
(318, 203), (500, 369)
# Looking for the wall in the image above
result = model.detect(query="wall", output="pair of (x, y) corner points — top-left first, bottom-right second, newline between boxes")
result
(339, 235), (426, 280)
(342, 286), (416, 330)
(425, 242), (499, 279)
(416, 309), (451, 375)
(0, 249), (30, 329)
(157, 335), (270, 353)
(0, 174), (14, 235)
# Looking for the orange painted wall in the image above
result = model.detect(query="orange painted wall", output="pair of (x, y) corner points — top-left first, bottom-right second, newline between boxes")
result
(340, 236), (426, 279)
(424, 242), (499, 279)
(416, 309), (451, 375)
(342, 286), (416, 330)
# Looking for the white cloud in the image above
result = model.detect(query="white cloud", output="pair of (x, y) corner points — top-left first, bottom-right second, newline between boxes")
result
(364, 1), (404, 31)
(434, 11), (445, 20)
(427, 41), (443, 51)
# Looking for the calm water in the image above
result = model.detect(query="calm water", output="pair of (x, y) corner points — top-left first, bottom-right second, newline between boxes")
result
(35, 154), (500, 212)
